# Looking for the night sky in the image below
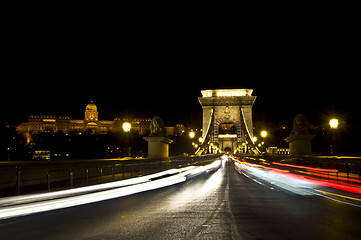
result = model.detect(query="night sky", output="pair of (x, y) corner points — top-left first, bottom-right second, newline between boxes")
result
(3, 75), (359, 129)
(2, 12), (360, 137)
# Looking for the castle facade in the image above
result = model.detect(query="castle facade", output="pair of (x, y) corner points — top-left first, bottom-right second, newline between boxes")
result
(16, 100), (151, 144)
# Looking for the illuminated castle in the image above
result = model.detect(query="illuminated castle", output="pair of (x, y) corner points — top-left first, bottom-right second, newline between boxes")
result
(16, 100), (151, 144)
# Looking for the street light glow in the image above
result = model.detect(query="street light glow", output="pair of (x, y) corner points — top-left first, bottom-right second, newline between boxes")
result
(329, 119), (339, 129)
(189, 131), (195, 138)
(260, 130), (268, 138)
(123, 122), (131, 132)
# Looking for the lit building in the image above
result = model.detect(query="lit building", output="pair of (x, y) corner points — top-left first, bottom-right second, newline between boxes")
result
(164, 124), (186, 136)
(16, 100), (152, 144)
(266, 147), (290, 155)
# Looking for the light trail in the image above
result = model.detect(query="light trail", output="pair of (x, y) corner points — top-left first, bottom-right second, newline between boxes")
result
(271, 162), (361, 185)
(0, 166), (196, 207)
(233, 158), (361, 201)
(272, 162), (339, 173)
(0, 161), (221, 220)
(0, 175), (186, 220)
(234, 160), (314, 195)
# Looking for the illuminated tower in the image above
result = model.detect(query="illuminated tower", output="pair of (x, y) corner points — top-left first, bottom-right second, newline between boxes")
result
(197, 89), (258, 154)
(84, 100), (98, 121)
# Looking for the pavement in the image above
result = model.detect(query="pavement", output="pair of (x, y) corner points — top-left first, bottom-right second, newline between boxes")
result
(1, 159), (361, 239)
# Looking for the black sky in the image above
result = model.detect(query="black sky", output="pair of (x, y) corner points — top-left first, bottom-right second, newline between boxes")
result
(2, 10), (360, 133)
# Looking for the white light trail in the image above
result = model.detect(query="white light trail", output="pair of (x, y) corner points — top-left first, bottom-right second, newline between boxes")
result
(0, 175), (186, 220)
(234, 161), (314, 196)
(0, 166), (195, 207)
(0, 161), (220, 220)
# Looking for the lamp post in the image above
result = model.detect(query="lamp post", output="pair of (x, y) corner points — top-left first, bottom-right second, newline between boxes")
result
(7, 148), (10, 161)
(122, 122), (131, 156)
(188, 130), (196, 154)
(329, 118), (339, 155)
(260, 130), (268, 152)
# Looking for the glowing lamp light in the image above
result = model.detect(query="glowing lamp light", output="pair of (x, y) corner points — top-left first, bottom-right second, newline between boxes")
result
(189, 131), (195, 138)
(122, 122), (131, 132)
(329, 119), (339, 129)
(260, 130), (268, 138)
(252, 136), (257, 142)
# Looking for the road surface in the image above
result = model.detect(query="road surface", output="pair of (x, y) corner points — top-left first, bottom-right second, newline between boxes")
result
(1, 159), (360, 239)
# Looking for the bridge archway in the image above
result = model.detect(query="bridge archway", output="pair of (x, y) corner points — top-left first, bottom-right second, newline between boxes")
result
(223, 147), (232, 153)
(197, 89), (260, 155)
(219, 122), (237, 134)
(217, 122), (238, 153)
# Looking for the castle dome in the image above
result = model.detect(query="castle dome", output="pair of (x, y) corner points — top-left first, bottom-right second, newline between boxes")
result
(85, 100), (98, 121)
(86, 100), (97, 112)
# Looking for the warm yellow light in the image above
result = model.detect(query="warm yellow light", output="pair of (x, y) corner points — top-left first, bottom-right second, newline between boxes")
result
(198, 137), (203, 143)
(252, 136), (257, 142)
(189, 131), (195, 138)
(122, 122), (131, 132)
(329, 118), (339, 129)
(260, 130), (268, 138)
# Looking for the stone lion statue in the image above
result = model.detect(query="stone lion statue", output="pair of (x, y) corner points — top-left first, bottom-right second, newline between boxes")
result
(149, 116), (165, 137)
(290, 114), (309, 137)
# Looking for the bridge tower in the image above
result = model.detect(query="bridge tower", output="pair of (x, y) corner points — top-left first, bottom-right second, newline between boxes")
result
(197, 89), (259, 155)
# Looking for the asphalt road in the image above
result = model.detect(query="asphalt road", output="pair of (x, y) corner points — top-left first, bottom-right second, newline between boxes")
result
(1, 160), (361, 240)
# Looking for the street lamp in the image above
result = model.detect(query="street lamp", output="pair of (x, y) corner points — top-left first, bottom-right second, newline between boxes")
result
(260, 130), (268, 138)
(122, 122), (131, 156)
(189, 131), (195, 139)
(329, 118), (339, 129)
(259, 130), (268, 153)
(329, 118), (339, 155)
(7, 148), (10, 161)
(123, 122), (131, 132)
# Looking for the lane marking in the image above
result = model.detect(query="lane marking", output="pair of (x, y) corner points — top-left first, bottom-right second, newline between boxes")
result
(315, 190), (361, 202)
(226, 165), (244, 240)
